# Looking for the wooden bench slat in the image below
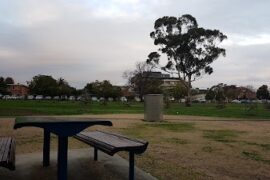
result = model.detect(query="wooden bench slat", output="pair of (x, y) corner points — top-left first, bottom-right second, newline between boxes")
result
(80, 131), (144, 148)
(0, 137), (16, 170)
(2, 138), (12, 162)
(0, 137), (9, 161)
(74, 131), (148, 155)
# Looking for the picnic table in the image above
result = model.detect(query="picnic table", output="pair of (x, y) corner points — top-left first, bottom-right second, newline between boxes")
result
(14, 117), (112, 180)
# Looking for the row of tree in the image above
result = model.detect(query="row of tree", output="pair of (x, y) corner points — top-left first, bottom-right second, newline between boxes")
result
(27, 75), (121, 99)
(205, 84), (270, 102)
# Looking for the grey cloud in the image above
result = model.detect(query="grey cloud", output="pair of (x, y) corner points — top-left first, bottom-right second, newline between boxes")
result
(0, 0), (270, 89)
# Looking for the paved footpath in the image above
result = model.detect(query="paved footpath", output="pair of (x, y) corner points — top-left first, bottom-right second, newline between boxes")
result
(0, 148), (157, 180)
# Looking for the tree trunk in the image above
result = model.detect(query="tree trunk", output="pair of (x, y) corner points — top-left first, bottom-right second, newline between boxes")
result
(185, 77), (192, 107)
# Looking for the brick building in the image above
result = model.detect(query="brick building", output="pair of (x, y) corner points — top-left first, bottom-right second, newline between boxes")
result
(7, 84), (29, 96)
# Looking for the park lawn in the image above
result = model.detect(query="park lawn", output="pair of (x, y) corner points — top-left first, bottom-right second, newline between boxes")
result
(0, 100), (143, 116)
(165, 103), (270, 119)
(1, 100), (270, 119)
(1, 116), (270, 179)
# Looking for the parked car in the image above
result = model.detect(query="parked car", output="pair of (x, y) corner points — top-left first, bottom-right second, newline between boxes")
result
(231, 99), (241, 103)
(179, 98), (186, 103)
(91, 97), (98, 101)
(108, 97), (114, 102)
(44, 96), (52, 100)
(69, 96), (75, 101)
(120, 97), (127, 102)
(53, 96), (60, 100)
(198, 99), (206, 103)
(35, 95), (43, 100)
(99, 97), (105, 101)
(27, 95), (34, 100)
(60, 96), (68, 100)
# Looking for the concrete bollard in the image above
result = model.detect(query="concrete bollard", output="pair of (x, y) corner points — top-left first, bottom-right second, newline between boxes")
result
(144, 94), (163, 122)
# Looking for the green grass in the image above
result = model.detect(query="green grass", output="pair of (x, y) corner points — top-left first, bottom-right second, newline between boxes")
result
(1, 100), (270, 119)
(165, 103), (270, 119)
(242, 142), (270, 151)
(0, 100), (143, 116)
(242, 151), (270, 164)
(203, 129), (245, 142)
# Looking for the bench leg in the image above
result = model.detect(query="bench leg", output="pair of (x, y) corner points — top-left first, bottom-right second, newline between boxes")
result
(58, 136), (68, 180)
(129, 152), (135, 180)
(43, 129), (50, 167)
(94, 148), (98, 161)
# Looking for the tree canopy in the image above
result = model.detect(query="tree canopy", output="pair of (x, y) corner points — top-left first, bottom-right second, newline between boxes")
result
(123, 62), (162, 99)
(5, 77), (14, 84)
(84, 80), (121, 99)
(28, 75), (58, 96)
(147, 14), (227, 106)
(28, 75), (74, 97)
(256, 85), (269, 100)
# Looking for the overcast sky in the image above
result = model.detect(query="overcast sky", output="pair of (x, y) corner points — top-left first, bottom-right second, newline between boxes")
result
(0, 0), (270, 89)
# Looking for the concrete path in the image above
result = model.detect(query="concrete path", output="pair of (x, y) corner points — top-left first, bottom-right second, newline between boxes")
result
(0, 148), (156, 180)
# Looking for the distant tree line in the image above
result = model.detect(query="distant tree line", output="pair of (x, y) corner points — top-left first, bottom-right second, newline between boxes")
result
(27, 75), (122, 100)
(2, 74), (270, 103)
(205, 84), (270, 102)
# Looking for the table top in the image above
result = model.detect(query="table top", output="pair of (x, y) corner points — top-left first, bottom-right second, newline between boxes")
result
(14, 117), (113, 136)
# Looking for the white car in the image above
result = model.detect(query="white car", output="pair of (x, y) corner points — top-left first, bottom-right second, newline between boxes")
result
(45, 96), (52, 100)
(231, 99), (241, 104)
(134, 97), (141, 102)
(53, 96), (60, 100)
(120, 97), (127, 102)
(69, 96), (75, 101)
(35, 95), (43, 100)
(2, 95), (11, 100)
(27, 95), (34, 100)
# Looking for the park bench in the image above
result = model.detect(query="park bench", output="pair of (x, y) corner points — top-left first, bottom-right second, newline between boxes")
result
(0, 137), (15, 170)
(74, 131), (148, 180)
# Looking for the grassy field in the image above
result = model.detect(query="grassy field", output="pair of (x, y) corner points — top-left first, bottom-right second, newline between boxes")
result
(1, 100), (270, 119)
(1, 115), (270, 179)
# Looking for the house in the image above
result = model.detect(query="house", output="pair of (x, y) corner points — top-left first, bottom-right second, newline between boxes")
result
(142, 72), (181, 88)
(7, 84), (29, 96)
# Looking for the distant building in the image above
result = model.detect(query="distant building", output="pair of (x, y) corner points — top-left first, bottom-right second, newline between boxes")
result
(7, 84), (29, 96)
(142, 72), (181, 88)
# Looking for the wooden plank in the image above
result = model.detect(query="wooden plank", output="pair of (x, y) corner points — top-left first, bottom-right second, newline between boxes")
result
(80, 131), (144, 147)
(74, 131), (148, 155)
(0, 137), (15, 170)
(8, 139), (16, 170)
(0, 137), (9, 162)
(2, 138), (12, 162)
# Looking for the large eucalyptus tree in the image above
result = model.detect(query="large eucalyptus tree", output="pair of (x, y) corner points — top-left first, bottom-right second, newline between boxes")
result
(147, 14), (227, 106)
